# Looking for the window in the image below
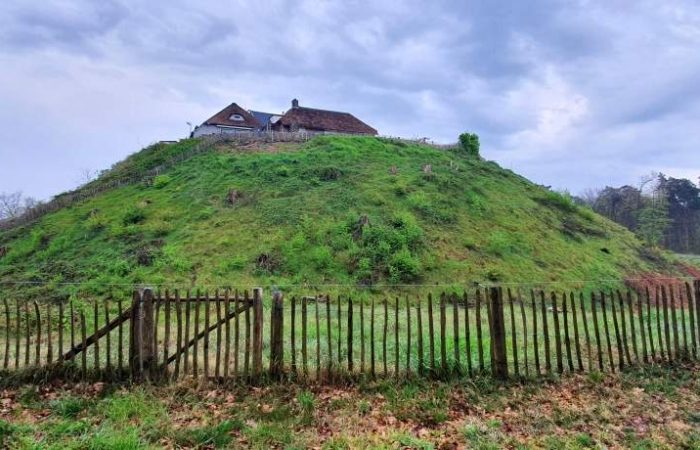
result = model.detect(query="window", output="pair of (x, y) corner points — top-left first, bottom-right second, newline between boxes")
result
(229, 114), (245, 121)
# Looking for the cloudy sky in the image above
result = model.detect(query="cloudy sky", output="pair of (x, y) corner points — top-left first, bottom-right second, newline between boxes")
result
(1, 0), (699, 200)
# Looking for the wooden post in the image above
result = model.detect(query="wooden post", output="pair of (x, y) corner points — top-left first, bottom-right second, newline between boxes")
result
(540, 291), (551, 374)
(507, 289), (518, 377)
(104, 300), (111, 372)
(679, 285), (688, 358)
(406, 296), (411, 374)
(464, 292), (472, 377)
(291, 296), (297, 376)
(590, 292), (604, 372)
(518, 290), (528, 377)
(531, 290), (540, 375)
(627, 291), (638, 363)
(252, 288), (264, 379)
(183, 290), (192, 375)
(33, 301), (41, 367)
(118, 299), (124, 374)
(600, 292), (616, 372)
(337, 296), (342, 367)
(686, 282), (696, 358)
(551, 292), (563, 375)
(452, 294), (460, 372)
(174, 291), (183, 380)
(578, 293), (591, 371)
(3, 299), (9, 369)
(300, 297), (307, 377)
(224, 290), (231, 379)
(394, 297), (400, 376)
(383, 298), (389, 376)
(616, 291), (631, 366)
(270, 290), (284, 379)
(24, 302), (29, 367)
(15, 301), (20, 370)
(348, 297), (354, 373)
(570, 293), (583, 371)
(47, 303), (53, 365)
(93, 301), (99, 372)
(193, 291), (201, 377)
(637, 289), (648, 364)
(245, 290), (251, 380)
(562, 292), (573, 372)
(427, 294), (435, 375)
(80, 311), (87, 377)
(360, 298), (365, 374)
(475, 290), (484, 373)
(203, 292), (211, 380)
(326, 295), (333, 377)
(417, 296), (424, 376)
(661, 286), (672, 360)
(655, 287), (664, 360)
(164, 291), (172, 376)
(489, 288), (508, 380)
(215, 291), (222, 379)
(58, 302), (64, 366)
(315, 297), (321, 380)
(371, 298), (376, 378)
(234, 291), (240, 378)
(129, 289), (156, 380)
(695, 280), (700, 357)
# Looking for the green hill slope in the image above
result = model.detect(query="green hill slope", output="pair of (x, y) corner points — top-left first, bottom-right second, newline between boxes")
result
(0, 136), (678, 299)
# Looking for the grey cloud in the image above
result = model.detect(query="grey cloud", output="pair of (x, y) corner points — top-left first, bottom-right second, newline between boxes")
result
(0, 0), (698, 200)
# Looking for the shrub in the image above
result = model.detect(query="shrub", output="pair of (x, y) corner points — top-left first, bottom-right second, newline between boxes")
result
(538, 190), (577, 213)
(153, 174), (172, 188)
(122, 206), (146, 225)
(459, 132), (480, 157)
(388, 247), (421, 283)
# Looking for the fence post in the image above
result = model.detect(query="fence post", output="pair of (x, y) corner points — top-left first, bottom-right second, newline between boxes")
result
(270, 290), (284, 378)
(489, 287), (508, 380)
(129, 289), (156, 380)
(252, 287), (264, 378)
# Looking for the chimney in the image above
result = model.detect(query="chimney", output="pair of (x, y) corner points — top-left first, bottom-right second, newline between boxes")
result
(291, 98), (299, 109)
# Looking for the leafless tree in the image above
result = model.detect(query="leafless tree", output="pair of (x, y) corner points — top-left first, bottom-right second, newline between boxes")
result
(0, 191), (24, 220)
(579, 187), (601, 207)
(77, 168), (98, 186)
(0, 191), (38, 221)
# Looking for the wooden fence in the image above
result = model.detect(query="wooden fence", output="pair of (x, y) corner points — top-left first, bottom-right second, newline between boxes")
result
(1, 280), (699, 383)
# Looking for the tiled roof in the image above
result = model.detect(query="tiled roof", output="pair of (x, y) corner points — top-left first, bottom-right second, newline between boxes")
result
(274, 105), (377, 135)
(203, 103), (261, 129)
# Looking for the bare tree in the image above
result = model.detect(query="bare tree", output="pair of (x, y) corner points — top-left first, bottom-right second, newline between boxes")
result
(0, 191), (24, 220)
(77, 168), (98, 186)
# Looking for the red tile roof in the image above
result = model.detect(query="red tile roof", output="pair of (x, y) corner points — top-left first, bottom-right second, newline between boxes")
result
(274, 105), (377, 135)
(203, 103), (261, 129)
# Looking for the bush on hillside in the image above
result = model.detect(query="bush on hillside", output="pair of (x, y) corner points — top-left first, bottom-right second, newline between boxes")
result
(459, 132), (480, 157)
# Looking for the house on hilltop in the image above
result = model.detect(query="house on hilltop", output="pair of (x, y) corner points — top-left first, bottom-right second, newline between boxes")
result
(272, 99), (377, 135)
(192, 103), (261, 137)
(192, 99), (377, 137)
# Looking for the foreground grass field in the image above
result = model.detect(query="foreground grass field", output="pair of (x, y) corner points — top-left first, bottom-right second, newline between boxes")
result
(1, 363), (698, 449)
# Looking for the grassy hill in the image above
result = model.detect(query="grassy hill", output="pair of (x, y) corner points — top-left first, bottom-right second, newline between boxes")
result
(0, 136), (681, 300)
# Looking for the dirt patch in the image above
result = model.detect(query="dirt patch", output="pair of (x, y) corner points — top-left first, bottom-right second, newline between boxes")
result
(679, 262), (700, 279)
(624, 272), (695, 307)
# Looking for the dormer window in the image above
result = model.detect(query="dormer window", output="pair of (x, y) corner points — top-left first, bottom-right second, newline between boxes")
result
(229, 114), (245, 121)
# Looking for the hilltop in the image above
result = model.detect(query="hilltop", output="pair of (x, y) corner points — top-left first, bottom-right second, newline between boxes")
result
(0, 135), (684, 299)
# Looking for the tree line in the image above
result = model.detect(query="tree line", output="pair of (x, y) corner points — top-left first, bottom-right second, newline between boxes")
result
(578, 173), (700, 254)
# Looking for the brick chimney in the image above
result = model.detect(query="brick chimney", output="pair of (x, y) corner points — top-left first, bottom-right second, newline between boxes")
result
(291, 98), (299, 109)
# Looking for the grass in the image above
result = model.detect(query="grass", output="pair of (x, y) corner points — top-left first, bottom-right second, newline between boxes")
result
(0, 363), (698, 448)
(0, 135), (684, 302)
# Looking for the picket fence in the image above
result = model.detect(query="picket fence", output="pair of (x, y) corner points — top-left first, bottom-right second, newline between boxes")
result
(1, 281), (699, 383)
